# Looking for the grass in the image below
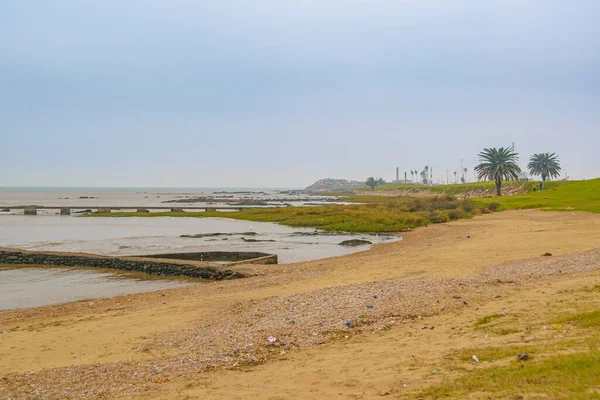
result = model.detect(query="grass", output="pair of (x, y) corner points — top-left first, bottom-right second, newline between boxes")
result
(421, 349), (600, 399)
(370, 181), (525, 195)
(84, 196), (480, 233)
(418, 306), (600, 399)
(554, 311), (600, 328)
(371, 179), (577, 196)
(474, 313), (507, 328)
(475, 178), (600, 213)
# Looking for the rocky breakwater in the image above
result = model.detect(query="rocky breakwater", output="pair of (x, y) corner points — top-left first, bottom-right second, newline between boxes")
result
(0, 248), (262, 280)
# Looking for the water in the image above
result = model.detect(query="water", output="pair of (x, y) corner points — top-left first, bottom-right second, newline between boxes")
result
(0, 266), (193, 312)
(0, 215), (395, 264)
(0, 187), (336, 209)
(0, 187), (399, 311)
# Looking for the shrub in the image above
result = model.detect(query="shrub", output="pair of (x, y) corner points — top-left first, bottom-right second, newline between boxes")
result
(487, 202), (501, 212)
(448, 209), (468, 220)
(429, 211), (450, 223)
(461, 201), (476, 213)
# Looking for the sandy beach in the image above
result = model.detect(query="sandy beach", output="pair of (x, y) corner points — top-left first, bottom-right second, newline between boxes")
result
(1, 210), (600, 399)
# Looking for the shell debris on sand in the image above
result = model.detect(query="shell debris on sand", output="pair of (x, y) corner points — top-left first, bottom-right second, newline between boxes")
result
(1, 249), (600, 399)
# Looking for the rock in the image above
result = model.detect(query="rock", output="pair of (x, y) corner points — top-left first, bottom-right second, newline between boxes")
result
(241, 237), (276, 243)
(541, 252), (552, 257)
(181, 232), (257, 238)
(228, 200), (269, 206)
(338, 239), (372, 247)
(0, 209), (9, 212)
(517, 352), (529, 361)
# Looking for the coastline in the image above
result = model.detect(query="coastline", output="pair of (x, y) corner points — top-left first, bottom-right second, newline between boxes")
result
(2, 210), (600, 399)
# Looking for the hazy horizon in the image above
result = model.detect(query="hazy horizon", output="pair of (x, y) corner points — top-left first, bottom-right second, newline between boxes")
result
(2, 1), (599, 187)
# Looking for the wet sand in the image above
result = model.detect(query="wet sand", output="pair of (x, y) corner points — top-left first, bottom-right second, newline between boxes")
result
(1, 210), (600, 399)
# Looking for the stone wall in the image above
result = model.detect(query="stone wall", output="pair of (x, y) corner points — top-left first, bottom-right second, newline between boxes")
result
(143, 251), (277, 264)
(0, 249), (260, 280)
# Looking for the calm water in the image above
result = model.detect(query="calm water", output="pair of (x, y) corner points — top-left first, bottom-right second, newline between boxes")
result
(0, 188), (399, 311)
(0, 267), (193, 312)
(0, 216), (395, 263)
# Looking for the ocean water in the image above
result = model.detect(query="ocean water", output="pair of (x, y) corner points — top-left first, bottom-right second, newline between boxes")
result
(0, 266), (194, 312)
(0, 215), (395, 264)
(0, 188), (398, 311)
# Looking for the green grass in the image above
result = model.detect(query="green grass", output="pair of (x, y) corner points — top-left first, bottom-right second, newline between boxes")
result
(474, 313), (507, 328)
(84, 197), (480, 233)
(554, 311), (600, 328)
(416, 305), (600, 399)
(421, 349), (600, 399)
(370, 181), (524, 195)
(476, 178), (600, 213)
(371, 179), (576, 196)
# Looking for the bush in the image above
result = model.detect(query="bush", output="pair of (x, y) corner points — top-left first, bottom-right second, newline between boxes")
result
(487, 202), (501, 212)
(448, 209), (468, 220)
(461, 201), (476, 213)
(429, 211), (450, 223)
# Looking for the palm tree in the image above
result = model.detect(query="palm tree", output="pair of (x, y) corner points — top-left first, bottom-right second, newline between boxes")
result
(410, 171), (414, 183)
(475, 147), (521, 196)
(419, 170), (427, 185)
(453, 170), (457, 184)
(463, 167), (468, 182)
(528, 153), (561, 189)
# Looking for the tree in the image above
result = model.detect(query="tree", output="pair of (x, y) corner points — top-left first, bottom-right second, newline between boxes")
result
(527, 153), (561, 189)
(475, 147), (521, 196)
(420, 169), (427, 185)
(365, 177), (384, 190)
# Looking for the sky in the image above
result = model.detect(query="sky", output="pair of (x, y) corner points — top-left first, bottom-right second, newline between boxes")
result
(1, 0), (599, 188)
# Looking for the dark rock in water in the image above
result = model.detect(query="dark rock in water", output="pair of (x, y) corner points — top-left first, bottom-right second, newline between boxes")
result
(0, 209), (9, 212)
(541, 252), (552, 257)
(180, 232), (257, 238)
(228, 200), (269, 206)
(292, 231), (345, 236)
(339, 239), (372, 247)
(241, 237), (276, 243)
(73, 209), (93, 214)
(78, 196), (96, 199)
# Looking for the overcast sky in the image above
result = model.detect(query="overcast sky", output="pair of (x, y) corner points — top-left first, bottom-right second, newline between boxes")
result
(2, 0), (599, 187)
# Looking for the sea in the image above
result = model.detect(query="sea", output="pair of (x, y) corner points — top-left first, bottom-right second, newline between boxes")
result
(0, 187), (398, 311)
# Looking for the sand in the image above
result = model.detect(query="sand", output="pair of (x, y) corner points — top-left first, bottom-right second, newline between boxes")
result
(1, 210), (600, 399)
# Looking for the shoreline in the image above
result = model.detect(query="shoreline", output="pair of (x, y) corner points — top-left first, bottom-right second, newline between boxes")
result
(1, 210), (600, 399)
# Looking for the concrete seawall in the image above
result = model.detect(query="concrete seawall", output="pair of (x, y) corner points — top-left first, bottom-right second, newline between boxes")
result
(0, 248), (276, 280)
